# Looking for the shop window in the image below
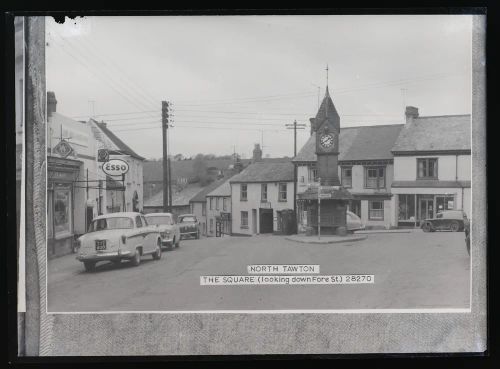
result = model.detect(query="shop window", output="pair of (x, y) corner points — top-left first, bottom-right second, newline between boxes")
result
(369, 201), (384, 220)
(365, 167), (385, 189)
(417, 158), (438, 179)
(240, 184), (248, 201)
(241, 211), (249, 228)
(342, 167), (352, 188)
(398, 194), (416, 221)
(261, 184), (268, 202)
(436, 195), (455, 213)
(279, 183), (287, 202)
(54, 187), (72, 238)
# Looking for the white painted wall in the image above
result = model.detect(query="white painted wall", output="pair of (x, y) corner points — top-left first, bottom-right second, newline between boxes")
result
(393, 154), (471, 181)
(206, 196), (230, 236)
(231, 182), (294, 235)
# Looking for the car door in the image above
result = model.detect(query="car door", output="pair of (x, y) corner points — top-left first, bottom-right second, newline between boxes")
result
(132, 215), (146, 251)
(434, 213), (444, 229)
(144, 216), (156, 252)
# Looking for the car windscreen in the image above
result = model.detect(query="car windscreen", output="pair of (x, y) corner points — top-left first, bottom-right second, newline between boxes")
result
(145, 216), (172, 225)
(89, 217), (134, 232)
(179, 216), (196, 223)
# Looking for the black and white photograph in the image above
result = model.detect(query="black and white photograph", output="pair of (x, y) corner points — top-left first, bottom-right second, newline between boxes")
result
(12, 11), (487, 356)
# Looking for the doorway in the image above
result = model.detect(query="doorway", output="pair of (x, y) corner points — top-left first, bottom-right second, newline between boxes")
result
(418, 196), (434, 222)
(252, 209), (257, 234)
(259, 208), (273, 234)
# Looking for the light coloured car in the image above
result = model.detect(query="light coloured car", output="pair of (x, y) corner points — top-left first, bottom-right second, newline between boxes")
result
(346, 210), (365, 232)
(145, 213), (181, 249)
(178, 214), (200, 239)
(76, 212), (162, 272)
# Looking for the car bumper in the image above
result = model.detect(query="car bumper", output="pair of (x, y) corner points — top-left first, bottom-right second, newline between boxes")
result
(76, 250), (132, 262)
(160, 237), (174, 246)
(180, 231), (198, 236)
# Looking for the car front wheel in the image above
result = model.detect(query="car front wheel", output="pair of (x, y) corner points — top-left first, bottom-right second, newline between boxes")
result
(152, 240), (162, 260)
(83, 261), (96, 272)
(422, 223), (432, 232)
(131, 249), (141, 266)
(450, 221), (460, 232)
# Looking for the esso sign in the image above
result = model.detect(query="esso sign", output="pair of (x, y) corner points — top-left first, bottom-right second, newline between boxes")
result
(102, 159), (129, 176)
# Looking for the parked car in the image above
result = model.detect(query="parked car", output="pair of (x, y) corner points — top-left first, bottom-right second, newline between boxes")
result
(421, 210), (467, 232)
(178, 214), (200, 239)
(464, 217), (470, 256)
(145, 212), (181, 249)
(76, 212), (162, 272)
(346, 211), (365, 232)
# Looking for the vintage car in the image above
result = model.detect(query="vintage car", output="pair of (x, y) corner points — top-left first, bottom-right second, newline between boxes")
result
(144, 212), (181, 249)
(421, 210), (468, 232)
(346, 210), (365, 232)
(76, 212), (162, 272)
(177, 214), (200, 239)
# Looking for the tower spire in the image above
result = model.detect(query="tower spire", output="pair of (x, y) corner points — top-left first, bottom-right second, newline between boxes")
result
(326, 64), (329, 89)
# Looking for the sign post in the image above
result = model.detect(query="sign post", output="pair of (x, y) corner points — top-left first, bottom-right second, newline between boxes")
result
(318, 178), (321, 240)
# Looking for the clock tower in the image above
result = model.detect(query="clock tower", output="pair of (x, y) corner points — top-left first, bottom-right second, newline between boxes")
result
(314, 86), (340, 186)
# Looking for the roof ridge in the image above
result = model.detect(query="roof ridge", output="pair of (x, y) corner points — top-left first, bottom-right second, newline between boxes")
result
(341, 123), (405, 129)
(416, 114), (471, 119)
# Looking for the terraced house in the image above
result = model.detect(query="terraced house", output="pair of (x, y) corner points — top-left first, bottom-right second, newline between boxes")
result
(391, 107), (471, 227)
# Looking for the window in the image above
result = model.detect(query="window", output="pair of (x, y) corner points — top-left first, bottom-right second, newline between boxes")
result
(89, 217), (134, 232)
(210, 218), (214, 233)
(240, 184), (248, 201)
(308, 165), (318, 182)
(341, 167), (352, 188)
(398, 194), (416, 221)
(417, 158), (438, 179)
(202, 203), (206, 216)
(369, 201), (384, 220)
(365, 167), (385, 189)
(223, 198), (227, 211)
(145, 215), (172, 225)
(279, 183), (287, 202)
(141, 216), (148, 226)
(135, 216), (143, 228)
(216, 197), (220, 210)
(300, 176), (305, 183)
(241, 211), (249, 228)
(209, 197), (213, 210)
(54, 187), (72, 238)
(261, 184), (268, 202)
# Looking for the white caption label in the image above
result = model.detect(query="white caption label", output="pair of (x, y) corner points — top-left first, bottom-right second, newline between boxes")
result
(200, 275), (374, 285)
(247, 265), (320, 274)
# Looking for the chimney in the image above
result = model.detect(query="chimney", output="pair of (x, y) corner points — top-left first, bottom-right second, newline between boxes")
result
(405, 106), (419, 124)
(47, 91), (57, 116)
(309, 118), (317, 136)
(253, 143), (262, 162)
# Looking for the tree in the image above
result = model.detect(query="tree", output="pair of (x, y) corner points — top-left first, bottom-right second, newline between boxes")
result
(174, 153), (184, 161)
(192, 154), (211, 185)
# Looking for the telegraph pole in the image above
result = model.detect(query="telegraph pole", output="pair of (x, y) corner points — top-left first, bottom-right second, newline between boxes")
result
(162, 101), (170, 212)
(286, 120), (306, 232)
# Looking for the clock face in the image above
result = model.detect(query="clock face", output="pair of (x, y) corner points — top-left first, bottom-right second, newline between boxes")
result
(320, 133), (335, 149)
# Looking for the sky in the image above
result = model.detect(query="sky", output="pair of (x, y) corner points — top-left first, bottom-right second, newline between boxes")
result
(46, 15), (472, 160)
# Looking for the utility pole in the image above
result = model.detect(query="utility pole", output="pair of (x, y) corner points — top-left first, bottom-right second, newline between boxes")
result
(286, 120), (306, 232)
(168, 157), (172, 212)
(162, 101), (170, 212)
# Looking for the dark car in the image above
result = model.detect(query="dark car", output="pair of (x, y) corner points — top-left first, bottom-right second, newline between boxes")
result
(421, 210), (467, 232)
(178, 214), (200, 240)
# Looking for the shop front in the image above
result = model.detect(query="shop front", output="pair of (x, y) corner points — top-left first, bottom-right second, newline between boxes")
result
(48, 156), (81, 258)
(396, 193), (457, 227)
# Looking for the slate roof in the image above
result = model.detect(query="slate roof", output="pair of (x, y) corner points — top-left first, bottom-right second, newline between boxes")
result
(143, 159), (244, 183)
(206, 179), (232, 197)
(391, 115), (471, 153)
(95, 122), (145, 160)
(189, 178), (229, 203)
(293, 124), (404, 163)
(229, 160), (294, 183)
(144, 184), (204, 207)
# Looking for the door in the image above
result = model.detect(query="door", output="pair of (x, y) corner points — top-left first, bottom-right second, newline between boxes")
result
(141, 215), (157, 252)
(419, 197), (434, 222)
(259, 208), (274, 234)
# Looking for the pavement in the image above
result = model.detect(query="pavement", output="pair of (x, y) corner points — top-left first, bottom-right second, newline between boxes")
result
(47, 230), (470, 312)
(285, 234), (367, 244)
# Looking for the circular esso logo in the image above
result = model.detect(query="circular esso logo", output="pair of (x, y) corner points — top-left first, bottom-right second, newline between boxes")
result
(102, 159), (129, 176)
